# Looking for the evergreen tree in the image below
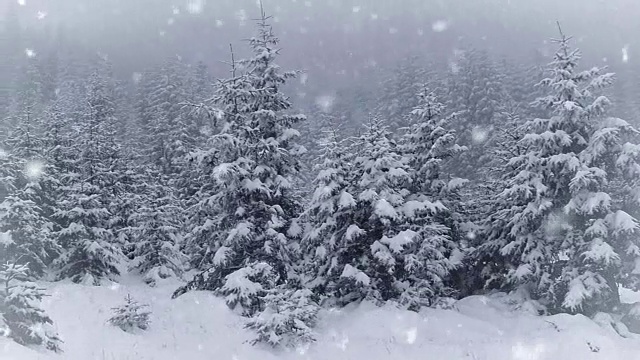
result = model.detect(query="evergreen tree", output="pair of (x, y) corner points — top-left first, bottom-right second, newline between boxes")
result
(130, 174), (187, 286)
(0, 262), (62, 352)
(174, 9), (305, 320)
(478, 25), (640, 314)
(55, 59), (123, 285)
(108, 294), (151, 332)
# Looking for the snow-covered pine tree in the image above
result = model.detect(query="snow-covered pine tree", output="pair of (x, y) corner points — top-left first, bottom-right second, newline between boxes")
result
(0, 262), (62, 352)
(301, 126), (357, 299)
(307, 117), (414, 305)
(174, 9), (306, 318)
(398, 87), (467, 309)
(55, 59), (123, 285)
(130, 174), (186, 286)
(108, 294), (151, 332)
(478, 25), (640, 314)
(245, 288), (318, 347)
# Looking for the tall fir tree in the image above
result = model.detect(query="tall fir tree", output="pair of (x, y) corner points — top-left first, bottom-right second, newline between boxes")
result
(174, 10), (306, 318)
(478, 25), (640, 314)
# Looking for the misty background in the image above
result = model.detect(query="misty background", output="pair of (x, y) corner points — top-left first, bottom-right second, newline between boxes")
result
(3, 0), (638, 112)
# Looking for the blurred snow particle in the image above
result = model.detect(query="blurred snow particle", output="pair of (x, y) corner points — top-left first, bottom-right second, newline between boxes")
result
(186, 0), (204, 14)
(109, 283), (120, 291)
(197, 344), (203, 351)
(172, 6), (180, 15)
(17, 0), (26, 6)
(352, 6), (361, 13)
(25, 48), (36, 58)
(417, 28), (424, 36)
(159, 30), (166, 37)
(0, 148), (7, 159)
(602, 57), (608, 63)
(300, 73), (309, 85)
(36, 11), (47, 20)
(623, 45), (630, 63)
(432, 20), (449, 32)
(512, 342), (546, 360)
(315, 95), (336, 113)
(466, 231), (476, 240)
(471, 127), (488, 144)
(215, 19), (224, 28)
(405, 327), (418, 344)
(300, 27), (308, 34)
(236, 9), (247, 26)
(304, 1), (312, 7)
(132, 72), (142, 84)
(370, 13), (379, 20)
(389, 27), (398, 34)
(25, 160), (44, 180)
(167, 18), (175, 25)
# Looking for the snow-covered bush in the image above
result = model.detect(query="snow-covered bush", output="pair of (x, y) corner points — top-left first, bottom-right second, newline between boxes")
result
(245, 288), (319, 347)
(0, 262), (62, 352)
(108, 294), (151, 332)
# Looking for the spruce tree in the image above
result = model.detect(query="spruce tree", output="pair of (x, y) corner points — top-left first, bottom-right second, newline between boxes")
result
(174, 9), (305, 318)
(0, 262), (62, 352)
(479, 25), (640, 314)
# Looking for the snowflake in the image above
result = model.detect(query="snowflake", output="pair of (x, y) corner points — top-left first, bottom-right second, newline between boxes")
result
(24, 160), (44, 179)
(300, 73), (309, 85)
(405, 327), (418, 344)
(623, 45), (630, 63)
(17, 0), (26, 6)
(186, 0), (204, 14)
(315, 95), (335, 113)
(389, 27), (398, 34)
(370, 13), (379, 20)
(37, 11), (47, 20)
(352, 6), (361, 13)
(167, 18), (175, 25)
(172, 6), (180, 15)
(132, 72), (142, 84)
(215, 19), (224, 27)
(25, 48), (36, 58)
(471, 127), (488, 143)
(432, 20), (449, 32)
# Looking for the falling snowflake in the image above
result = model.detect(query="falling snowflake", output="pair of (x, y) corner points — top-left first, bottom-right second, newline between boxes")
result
(37, 11), (47, 20)
(159, 30), (166, 37)
(370, 13), (379, 20)
(236, 9), (247, 26)
(186, 0), (204, 14)
(417, 28), (424, 36)
(167, 18), (175, 25)
(215, 19), (224, 28)
(300, 73), (309, 85)
(0, 148), (7, 158)
(512, 342), (546, 360)
(623, 45), (630, 63)
(315, 95), (336, 113)
(300, 27), (308, 34)
(471, 127), (488, 143)
(17, 0), (26, 6)
(466, 231), (476, 240)
(432, 20), (449, 32)
(25, 48), (36, 58)
(352, 6), (361, 13)
(172, 6), (180, 15)
(24, 160), (44, 180)
(132, 72), (142, 84)
(405, 327), (418, 344)
(304, 1), (312, 7)
(389, 27), (398, 34)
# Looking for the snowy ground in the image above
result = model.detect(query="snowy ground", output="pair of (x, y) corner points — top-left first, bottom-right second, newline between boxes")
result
(4, 276), (640, 360)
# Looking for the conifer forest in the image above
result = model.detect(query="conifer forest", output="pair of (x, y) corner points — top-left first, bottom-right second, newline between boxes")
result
(3, 0), (640, 357)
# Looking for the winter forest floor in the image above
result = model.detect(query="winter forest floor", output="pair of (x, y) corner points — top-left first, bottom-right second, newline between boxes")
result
(4, 276), (640, 360)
